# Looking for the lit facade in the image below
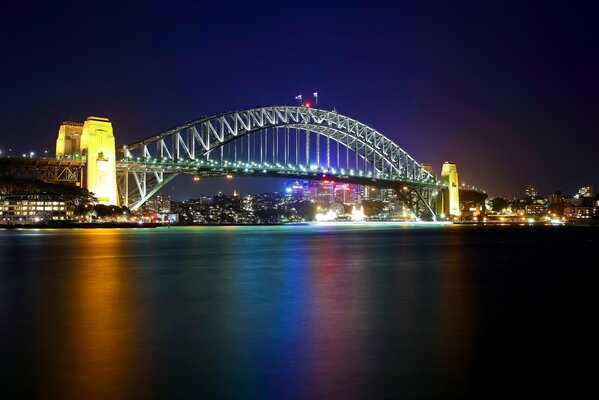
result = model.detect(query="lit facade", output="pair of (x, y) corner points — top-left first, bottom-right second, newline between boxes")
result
(0, 193), (74, 224)
(55, 121), (83, 158)
(56, 116), (118, 205)
(525, 204), (547, 215)
(441, 162), (460, 216)
(564, 206), (593, 220)
(334, 183), (359, 205)
(144, 194), (172, 213)
(578, 185), (595, 198)
(311, 180), (335, 204)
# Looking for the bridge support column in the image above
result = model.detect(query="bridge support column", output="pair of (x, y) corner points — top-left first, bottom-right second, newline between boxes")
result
(396, 186), (437, 221)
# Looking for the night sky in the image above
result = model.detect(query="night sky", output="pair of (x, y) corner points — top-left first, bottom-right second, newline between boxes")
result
(1, 0), (597, 199)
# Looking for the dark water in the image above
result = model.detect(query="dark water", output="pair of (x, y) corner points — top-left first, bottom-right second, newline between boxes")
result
(1, 223), (598, 399)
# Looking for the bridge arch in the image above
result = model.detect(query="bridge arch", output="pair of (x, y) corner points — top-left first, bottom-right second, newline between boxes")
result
(118, 106), (437, 211)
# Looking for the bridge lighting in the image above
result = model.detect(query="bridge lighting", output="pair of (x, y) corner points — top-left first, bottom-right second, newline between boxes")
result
(304, 102), (311, 108)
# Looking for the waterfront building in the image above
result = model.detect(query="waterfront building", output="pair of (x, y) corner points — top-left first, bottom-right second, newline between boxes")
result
(564, 206), (593, 220)
(0, 193), (73, 224)
(525, 204), (547, 215)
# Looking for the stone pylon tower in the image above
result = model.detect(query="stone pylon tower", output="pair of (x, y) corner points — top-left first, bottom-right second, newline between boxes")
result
(441, 162), (460, 217)
(56, 116), (119, 205)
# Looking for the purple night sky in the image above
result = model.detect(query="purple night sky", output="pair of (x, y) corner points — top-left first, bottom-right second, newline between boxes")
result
(1, 0), (597, 199)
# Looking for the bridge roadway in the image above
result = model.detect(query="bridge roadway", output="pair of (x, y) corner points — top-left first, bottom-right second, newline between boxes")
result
(1, 106), (488, 219)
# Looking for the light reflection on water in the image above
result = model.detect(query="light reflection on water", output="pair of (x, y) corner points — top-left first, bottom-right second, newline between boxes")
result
(0, 224), (597, 399)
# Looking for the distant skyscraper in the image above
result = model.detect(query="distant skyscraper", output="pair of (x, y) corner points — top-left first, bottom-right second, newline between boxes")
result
(334, 183), (359, 205)
(525, 185), (538, 198)
(312, 180), (335, 204)
(285, 180), (310, 200)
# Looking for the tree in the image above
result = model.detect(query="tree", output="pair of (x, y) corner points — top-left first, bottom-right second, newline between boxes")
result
(490, 197), (508, 213)
(362, 200), (385, 216)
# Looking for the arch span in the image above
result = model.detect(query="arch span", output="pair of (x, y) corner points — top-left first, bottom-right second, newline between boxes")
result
(117, 106), (438, 213)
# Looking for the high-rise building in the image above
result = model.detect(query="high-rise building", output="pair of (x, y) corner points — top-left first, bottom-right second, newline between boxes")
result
(525, 185), (538, 198)
(334, 183), (359, 205)
(285, 180), (310, 200)
(311, 180), (335, 204)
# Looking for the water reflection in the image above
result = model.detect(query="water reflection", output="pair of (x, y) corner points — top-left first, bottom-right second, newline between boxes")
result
(39, 230), (142, 399)
(0, 225), (545, 399)
(307, 234), (368, 399)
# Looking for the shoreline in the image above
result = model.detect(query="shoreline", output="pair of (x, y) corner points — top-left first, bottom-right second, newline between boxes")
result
(1, 220), (598, 229)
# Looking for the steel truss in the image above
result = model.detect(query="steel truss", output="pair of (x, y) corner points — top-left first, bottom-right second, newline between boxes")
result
(119, 106), (440, 212)
(0, 158), (83, 184)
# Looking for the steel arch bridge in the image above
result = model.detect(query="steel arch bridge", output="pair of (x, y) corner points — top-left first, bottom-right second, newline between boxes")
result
(117, 106), (442, 218)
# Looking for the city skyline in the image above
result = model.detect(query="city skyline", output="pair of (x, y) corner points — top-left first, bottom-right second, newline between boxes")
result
(1, 1), (598, 197)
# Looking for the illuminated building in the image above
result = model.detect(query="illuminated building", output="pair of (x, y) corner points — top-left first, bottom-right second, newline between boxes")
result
(360, 185), (372, 199)
(525, 185), (538, 198)
(285, 180), (310, 200)
(334, 183), (359, 205)
(525, 204), (547, 215)
(564, 206), (593, 219)
(0, 193), (73, 224)
(312, 180), (335, 204)
(440, 162), (460, 217)
(578, 185), (595, 198)
(144, 193), (171, 213)
(55, 116), (118, 205)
